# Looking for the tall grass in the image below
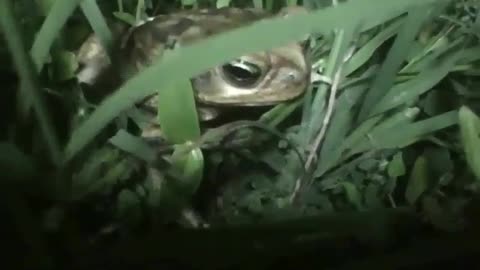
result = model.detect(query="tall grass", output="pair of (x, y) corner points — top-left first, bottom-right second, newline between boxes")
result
(1, 0), (480, 268)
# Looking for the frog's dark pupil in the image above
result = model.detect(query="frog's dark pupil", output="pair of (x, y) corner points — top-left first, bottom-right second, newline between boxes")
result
(221, 61), (262, 88)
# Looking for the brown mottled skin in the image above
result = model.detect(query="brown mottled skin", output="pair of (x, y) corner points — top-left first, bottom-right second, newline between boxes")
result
(76, 7), (310, 135)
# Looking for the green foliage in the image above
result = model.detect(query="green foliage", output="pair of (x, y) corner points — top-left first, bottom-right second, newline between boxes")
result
(2, 0), (480, 269)
(459, 106), (480, 181)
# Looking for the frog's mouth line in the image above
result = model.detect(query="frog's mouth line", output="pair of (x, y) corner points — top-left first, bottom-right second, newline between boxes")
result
(195, 91), (305, 107)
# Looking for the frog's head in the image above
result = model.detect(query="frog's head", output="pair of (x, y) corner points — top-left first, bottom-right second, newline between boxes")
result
(76, 5), (311, 121)
(192, 41), (310, 106)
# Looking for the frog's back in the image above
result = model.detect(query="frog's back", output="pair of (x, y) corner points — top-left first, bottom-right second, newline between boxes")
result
(119, 7), (272, 75)
(76, 6), (309, 108)
(77, 7), (269, 90)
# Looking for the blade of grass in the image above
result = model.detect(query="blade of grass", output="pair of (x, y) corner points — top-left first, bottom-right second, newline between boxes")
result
(405, 155), (429, 205)
(0, 0), (62, 166)
(253, 0), (263, 9)
(292, 24), (363, 201)
(357, 5), (434, 122)
(355, 110), (458, 152)
(260, 100), (302, 127)
(287, 0), (298, 6)
(34, 0), (77, 84)
(405, 34), (464, 73)
(370, 47), (465, 116)
(314, 115), (383, 178)
(182, 0), (197, 6)
(30, 0), (82, 72)
(216, 0), (231, 8)
(156, 79), (201, 144)
(457, 46), (480, 64)
(263, 63), (377, 129)
(109, 130), (156, 162)
(401, 27), (460, 72)
(315, 83), (369, 176)
(267, 1), (446, 130)
(136, 0), (146, 21)
(19, 0), (81, 115)
(459, 106), (480, 181)
(318, 106), (420, 178)
(265, 0), (274, 12)
(348, 107), (421, 154)
(450, 79), (480, 98)
(366, 107), (421, 137)
(64, 0), (444, 162)
(344, 17), (405, 75)
(168, 143), (204, 197)
(306, 25), (357, 143)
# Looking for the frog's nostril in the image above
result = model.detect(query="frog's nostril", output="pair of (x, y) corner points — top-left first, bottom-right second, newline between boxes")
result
(284, 70), (301, 82)
(287, 72), (297, 81)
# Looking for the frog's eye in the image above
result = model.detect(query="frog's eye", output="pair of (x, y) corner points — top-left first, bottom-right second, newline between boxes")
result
(220, 59), (263, 88)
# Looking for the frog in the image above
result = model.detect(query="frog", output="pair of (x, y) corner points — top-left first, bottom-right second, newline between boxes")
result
(76, 6), (311, 137)
(75, 6), (313, 228)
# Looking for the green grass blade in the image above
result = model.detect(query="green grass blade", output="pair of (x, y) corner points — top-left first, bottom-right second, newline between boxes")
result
(315, 107), (419, 177)
(36, 0), (56, 12)
(368, 107), (421, 136)
(344, 17), (404, 75)
(306, 25), (358, 144)
(287, 0), (298, 6)
(344, 108), (420, 155)
(216, 0), (232, 8)
(356, 110), (458, 152)
(459, 106), (480, 181)
(64, 0), (443, 162)
(402, 28), (462, 73)
(349, 107), (421, 154)
(370, 48), (464, 116)
(457, 47), (480, 64)
(253, 0), (263, 9)
(316, 84), (369, 175)
(168, 144), (204, 196)
(357, 5), (434, 122)
(0, 0), (62, 166)
(405, 155), (429, 205)
(341, 182), (364, 210)
(30, 0), (81, 72)
(263, 0), (445, 131)
(109, 130), (156, 162)
(339, 115), (384, 153)
(260, 100), (302, 127)
(156, 79), (201, 144)
(182, 0), (197, 6)
(265, 0), (274, 11)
